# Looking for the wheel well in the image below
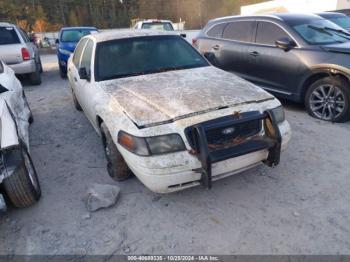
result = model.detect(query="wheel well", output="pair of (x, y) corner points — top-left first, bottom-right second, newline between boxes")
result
(301, 72), (350, 100)
(96, 116), (103, 128)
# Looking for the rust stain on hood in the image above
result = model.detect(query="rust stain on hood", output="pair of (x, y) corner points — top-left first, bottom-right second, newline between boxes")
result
(102, 66), (274, 128)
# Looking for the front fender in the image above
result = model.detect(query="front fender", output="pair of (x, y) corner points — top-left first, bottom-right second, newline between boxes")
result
(0, 100), (19, 150)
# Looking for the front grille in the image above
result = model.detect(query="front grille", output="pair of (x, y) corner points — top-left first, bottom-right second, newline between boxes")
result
(185, 111), (263, 151)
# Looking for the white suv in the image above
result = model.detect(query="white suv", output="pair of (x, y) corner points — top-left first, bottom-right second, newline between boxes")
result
(0, 22), (42, 85)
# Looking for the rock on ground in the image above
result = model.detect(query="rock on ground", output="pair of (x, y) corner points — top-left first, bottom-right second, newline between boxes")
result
(85, 184), (120, 212)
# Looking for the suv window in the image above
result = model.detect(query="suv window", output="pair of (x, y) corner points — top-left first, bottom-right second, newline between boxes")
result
(80, 40), (94, 75)
(256, 22), (290, 45)
(222, 21), (256, 42)
(0, 27), (20, 45)
(19, 29), (31, 43)
(207, 23), (226, 38)
(73, 38), (88, 68)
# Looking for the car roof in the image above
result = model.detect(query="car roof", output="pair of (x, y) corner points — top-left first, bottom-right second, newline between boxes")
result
(60, 26), (97, 31)
(316, 12), (347, 18)
(209, 13), (323, 24)
(89, 29), (178, 43)
(0, 22), (16, 27)
(139, 19), (172, 23)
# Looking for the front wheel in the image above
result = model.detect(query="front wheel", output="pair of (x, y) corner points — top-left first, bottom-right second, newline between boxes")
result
(305, 77), (350, 122)
(100, 122), (132, 182)
(3, 144), (41, 208)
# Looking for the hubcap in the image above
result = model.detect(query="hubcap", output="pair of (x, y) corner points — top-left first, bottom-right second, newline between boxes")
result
(309, 84), (346, 121)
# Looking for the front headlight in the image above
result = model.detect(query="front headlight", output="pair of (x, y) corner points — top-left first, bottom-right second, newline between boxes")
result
(58, 48), (72, 56)
(118, 131), (186, 156)
(271, 106), (285, 123)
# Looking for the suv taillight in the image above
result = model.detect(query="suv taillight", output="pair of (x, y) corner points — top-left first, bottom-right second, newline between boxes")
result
(21, 48), (30, 61)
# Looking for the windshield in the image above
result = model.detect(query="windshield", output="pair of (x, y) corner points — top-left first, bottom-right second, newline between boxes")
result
(95, 35), (209, 81)
(0, 27), (20, 45)
(141, 22), (174, 31)
(292, 19), (350, 45)
(61, 29), (97, 42)
(329, 16), (350, 29)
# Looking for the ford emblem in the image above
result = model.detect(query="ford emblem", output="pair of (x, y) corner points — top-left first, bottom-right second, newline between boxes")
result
(222, 127), (235, 135)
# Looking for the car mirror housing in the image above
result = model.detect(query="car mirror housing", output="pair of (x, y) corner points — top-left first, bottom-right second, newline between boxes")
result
(180, 33), (187, 38)
(204, 52), (217, 66)
(79, 67), (90, 81)
(275, 37), (296, 51)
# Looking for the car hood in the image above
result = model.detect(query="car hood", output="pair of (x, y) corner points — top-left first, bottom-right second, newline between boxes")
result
(322, 41), (350, 54)
(101, 66), (274, 128)
(59, 42), (77, 52)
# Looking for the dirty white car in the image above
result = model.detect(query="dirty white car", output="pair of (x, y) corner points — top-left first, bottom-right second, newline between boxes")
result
(0, 61), (40, 209)
(68, 31), (291, 193)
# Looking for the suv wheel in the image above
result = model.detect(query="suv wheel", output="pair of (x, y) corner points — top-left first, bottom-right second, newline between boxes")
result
(305, 76), (350, 122)
(100, 122), (132, 182)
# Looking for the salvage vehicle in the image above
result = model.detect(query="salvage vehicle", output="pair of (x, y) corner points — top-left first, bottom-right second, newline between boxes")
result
(0, 61), (41, 209)
(56, 27), (98, 78)
(195, 13), (350, 122)
(0, 22), (43, 85)
(67, 30), (291, 193)
(317, 12), (350, 32)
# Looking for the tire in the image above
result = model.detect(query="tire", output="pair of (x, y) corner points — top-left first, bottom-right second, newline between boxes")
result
(29, 65), (42, 85)
(38, 58), (43, 73)
(3, 144), (41, 208)
(305, 76), (350, 122)
(72, 89), (82, 111)
(59, 66), (67, 79)
(100, 122), (132, 182)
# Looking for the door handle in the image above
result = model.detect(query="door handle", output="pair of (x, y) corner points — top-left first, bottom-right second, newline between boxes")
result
(250, 51), (260, 57)
(212, 45), (220, 51)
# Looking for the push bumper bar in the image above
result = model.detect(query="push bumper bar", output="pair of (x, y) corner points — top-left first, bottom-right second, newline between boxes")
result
(186, 110), (282, 189)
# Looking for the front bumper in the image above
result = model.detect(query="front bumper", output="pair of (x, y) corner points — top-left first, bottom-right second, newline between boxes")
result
(120, 116), (291, 193)
(8, 59), (36, 75)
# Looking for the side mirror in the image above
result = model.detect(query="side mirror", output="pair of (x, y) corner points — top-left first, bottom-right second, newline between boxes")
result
(180, 33), (187, 38)
(204, 52), (217, 65)
(79, 67), (90, 81)
(55, 39), (59, 44)
(275, 37), (296, 51)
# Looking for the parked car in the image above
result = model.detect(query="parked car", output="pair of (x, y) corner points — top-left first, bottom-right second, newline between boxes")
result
(317, 12), (350, 32)
(0, 22), (42, 85)
(195, 13), (350, 122)
(0, 61), (41, 209)
(67, 30), (291, 193)
(56, 27), (98, 78)
(133, 19), (175, 31)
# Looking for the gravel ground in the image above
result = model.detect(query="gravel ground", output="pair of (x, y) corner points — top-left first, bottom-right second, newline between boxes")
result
(0, 55), (350, 255)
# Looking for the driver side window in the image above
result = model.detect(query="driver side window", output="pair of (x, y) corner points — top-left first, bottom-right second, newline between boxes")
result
(73, 38), (88, 68)
(80, 40), (94, 76)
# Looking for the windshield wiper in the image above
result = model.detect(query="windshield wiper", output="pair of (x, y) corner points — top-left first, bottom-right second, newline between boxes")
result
(323, 27), (350, 39)
(307, 25), (333, 36)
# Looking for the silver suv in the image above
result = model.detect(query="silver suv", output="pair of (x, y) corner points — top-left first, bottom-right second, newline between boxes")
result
(0, 22), (42, 85)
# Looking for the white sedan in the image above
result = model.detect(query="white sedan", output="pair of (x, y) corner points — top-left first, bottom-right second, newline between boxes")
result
(67, 30), (291, 193)
(0, 61), (41, 209)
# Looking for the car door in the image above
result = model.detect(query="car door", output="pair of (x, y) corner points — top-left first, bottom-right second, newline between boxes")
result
(73, 39), (97, 125)
(215, 20), (257, 79)
(69, 38), (88, 91)
(247, 21), (301, 96)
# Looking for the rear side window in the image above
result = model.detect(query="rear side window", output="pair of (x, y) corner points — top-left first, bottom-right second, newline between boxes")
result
(73, 38), (88, 68)
(19, 29), (30, 43)
(0, 27), (20, 45)
(222, 21), (256, 42)
(206, 23), (226, 38)
(80, 40), (94, 75)
(256, 22), (290, 45)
